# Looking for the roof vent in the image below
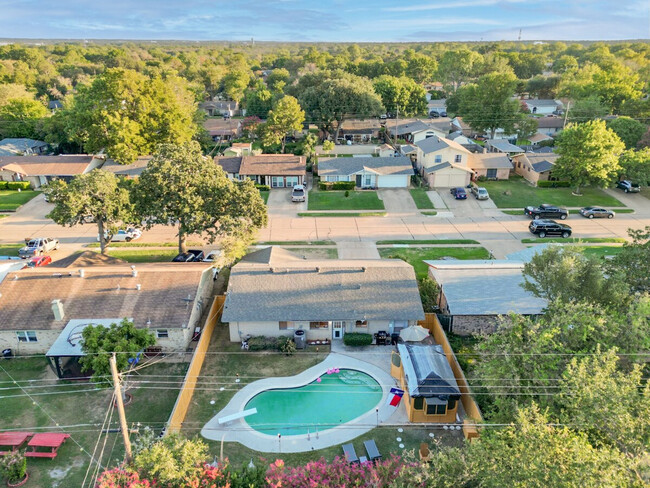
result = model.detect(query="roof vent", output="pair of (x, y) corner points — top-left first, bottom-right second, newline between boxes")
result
(361, 267), (367, 272)
(116, 284), (120, 292)
(131, 265), (137, 277)
(79, 269), (85, 278)
(316, 267), (321, 273)
(51, 299), (65, 321)
(136, 284), (141, 291)
(13, 275), (18, 281)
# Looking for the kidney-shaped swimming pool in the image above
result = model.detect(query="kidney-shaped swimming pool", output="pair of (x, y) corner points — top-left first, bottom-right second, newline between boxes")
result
(244, 369), (383, 436)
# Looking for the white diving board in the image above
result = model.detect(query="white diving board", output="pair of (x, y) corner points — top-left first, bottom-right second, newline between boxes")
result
(217, 408), (258, 425)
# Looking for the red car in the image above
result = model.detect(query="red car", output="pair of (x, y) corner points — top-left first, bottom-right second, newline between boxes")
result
(27, 255), (52, 267)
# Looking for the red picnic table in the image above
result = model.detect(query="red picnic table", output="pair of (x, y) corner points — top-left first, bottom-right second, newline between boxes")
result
(0, 432), (33, 455)
(25, 433), (70, 459)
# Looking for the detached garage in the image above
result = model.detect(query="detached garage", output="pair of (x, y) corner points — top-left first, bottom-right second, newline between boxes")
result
(318, 156), (413, 189)
(424, 163), (472, 188)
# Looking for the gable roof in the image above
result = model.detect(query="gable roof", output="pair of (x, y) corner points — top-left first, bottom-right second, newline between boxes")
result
(528, 132), (553, 144)
(486, 139), (523, 153)
(469, 153), (513, 170)
(416, 135), (471, 155)
(523, 99), (561, 108)
(536, 117), (565, 129)
(0, 263), (209, 331)
(221, 247), (425, 323)
(102, 157), (151, 178)
(0, 155), (102, 176)
(397, 343), (460, 399)
(214, 156), (243, 174)
(239, 154), (306, 176)
(339, 119), (382, 133)
(318, 156), (413, 176)
(0, 138), (48, 156)
(426, 260), (547, 316)
(516, 153), (559, 173)
(203, 118), (241, 136)
(387, 120), (432, 136)
(424, 162), (473, 174)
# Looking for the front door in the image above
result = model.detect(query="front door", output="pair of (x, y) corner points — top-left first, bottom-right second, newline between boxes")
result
(355, 175), (362, 188)
(332, 321), (344, 339)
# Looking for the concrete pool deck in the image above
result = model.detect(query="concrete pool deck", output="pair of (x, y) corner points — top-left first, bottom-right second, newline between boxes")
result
(200, 353), (406, 453)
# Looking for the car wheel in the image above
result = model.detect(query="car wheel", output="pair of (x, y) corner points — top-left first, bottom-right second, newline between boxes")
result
(125, 237), (132, 242)
(560, 214), (567, 220)
(608, 214), (614, 219)
(562, 232), (570, 238)
(588, 214), (594, 219)
(625, 189), (629, 193)
(539, 232), (546, 238)
(533, 214), (540, 220)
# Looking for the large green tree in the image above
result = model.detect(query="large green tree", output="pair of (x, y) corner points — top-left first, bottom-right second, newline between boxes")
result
(45, 169), (134, 255)
(606, 116), (647, 149)
(437, 49), (483, 92)
(133, 142), (267, 256)
(554, 120), (625, 194)
(618, 148), (650, 184)
(608, 226), (650, 293)
(0, 97), (47, 138)
(261, 95), (305, 153)
(373, 75), (427, 116)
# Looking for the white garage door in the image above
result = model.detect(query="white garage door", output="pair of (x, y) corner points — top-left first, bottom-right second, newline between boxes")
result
(377, 175), (408, 188)
(433, 170), (469, 188)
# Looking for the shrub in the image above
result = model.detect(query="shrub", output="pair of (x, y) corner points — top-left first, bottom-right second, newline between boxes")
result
(344, 190), (350, 197)
(247, 336), (280, 351)
(419, 276), (440, 313)
(279, 336), (296, 356)
(537, 180), (571, 188)
(0, 181), (7, 190)
(343, 332), (373, 347)
(7, 181), (31, 190)
(255, 184), (270, 191)
(476, 175), (487, 182)
(1, 451), (27, 483)
(332, 181), (355, 190)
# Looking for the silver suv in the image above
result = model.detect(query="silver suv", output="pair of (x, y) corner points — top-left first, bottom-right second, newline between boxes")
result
(471, 186), (489, 200)
(291, 185), (306, 202)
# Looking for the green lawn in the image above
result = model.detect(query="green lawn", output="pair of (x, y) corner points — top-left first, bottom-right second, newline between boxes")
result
(409, 189), (435, 209)
(376, 239), (479, 245)
(0, 358), (187, 487)
(379, 247), (491, 279)
(87, 241), (203, 248)
(0, 190), (41, 211)
(422, 211), (437, 216)
(260, 191), (269, 204)
(299, 212), (386, 217)
(480, 178), (624, 208)
(581, 246), (625, 259)
(257, 240), (336, 246)
(0, 243), (22, 256)
(106, 249), (178, 262)
(521, 237), (626, 244)
(307, 191), (385, 211)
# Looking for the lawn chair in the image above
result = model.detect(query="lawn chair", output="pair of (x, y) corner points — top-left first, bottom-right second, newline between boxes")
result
(363, 439), (382, 462)
(419, 442), (431, 462)
(342, 443), (359, 464)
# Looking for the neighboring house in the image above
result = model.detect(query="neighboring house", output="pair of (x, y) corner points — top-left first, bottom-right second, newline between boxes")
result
(536, 116), (564, 136)
(522, 99), (563, 115)
(447, 131), (474, 146)
(427, 99), (447, 115)
(378, 143), (396, 158)
(469, 153), (513, 180)
(391, 343), (461, 423)
(204, 118), (242, 141)
(386, 120), (446, 144)
(513, 153), (560, 185)
(223, 142), (253, 157)
(338, 119), (383, 143)
(318, 156), (413, 188)
(102, 156), (152, 179)
(221, 247), (425, 343)
(0, 155), (106, 188)
(0, 254), (214, 361)
(48, 100), (63, 111)
(485, 139), (524, 156)
(415, 136), (474, 188)
(424, 82), (444, 92)
(426, 260), (547, 335)
(315, 144), (382, 157)
(200, 100), (239, 117)
(528, 132), (554, 145)
(215, 154), (306, 188)
(0, 138), (49, 156)
(451, 117), (472, 137)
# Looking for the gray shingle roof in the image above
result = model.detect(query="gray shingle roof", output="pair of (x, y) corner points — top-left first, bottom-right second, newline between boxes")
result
(221, 247), (425, 323)
(214, 156), (243, 174)
(524, 99), (561, 108)
(486, 139), (523, 153)
(532, 160), (554, 172)
(424, 162), (451, 173)
(387, 120), (432, 136)
(426, 260), (547, 316)
(0, 138), (48, 156)
(469, 153), (513, 170)
(318, 156), (413, 176)
(416, 135), (469, 155)
(397, 343), (460, 399)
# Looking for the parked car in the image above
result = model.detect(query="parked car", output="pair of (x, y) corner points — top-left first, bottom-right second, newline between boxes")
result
(203, 250), (222, 262)
(27, 255), (52, 267)
(471, 186), (489, 200)
(18, 237), (59, 258)
(429, 111), (440, 118)
(616, 180), (640, 193)
(529, 220), (572, 238)
(291, 184), (306, 202)
(524, 204), (568, 220)
(97, 228), (142, 243)
(579, 206), (615, 219)
(450, 187), (467, 200)
(172, 249), (204, 262)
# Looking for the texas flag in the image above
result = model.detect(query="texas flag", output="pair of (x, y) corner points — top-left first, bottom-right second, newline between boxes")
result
(388, 387), (404, 406)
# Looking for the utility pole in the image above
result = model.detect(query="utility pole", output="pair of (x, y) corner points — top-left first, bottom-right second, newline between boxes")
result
(394, 105), (399, 147)
(563, 101), (571, 129)
(110, 353), (133, 463)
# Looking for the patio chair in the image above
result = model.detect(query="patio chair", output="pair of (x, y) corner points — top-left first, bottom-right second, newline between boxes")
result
(363, 439), (382, 461)
(342, 443), (359, 464)
(419, 442), (431, 462)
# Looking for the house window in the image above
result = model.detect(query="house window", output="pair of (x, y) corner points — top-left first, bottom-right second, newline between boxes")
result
(355, 320), (368, 328)
(309, 321), (329, 329)
(486, 169), (497, 179)
(16, 331), (37, 342)
(454, 155), (462, 163)
(364, 175), (372, 187)
(413, 397), (424, 410)
(156, 329), (169, 339)
(327, 176), (337, 182)
(279, 321), (295, 330)
(426, 400), (447, 416)
(434, 155), (442, 163)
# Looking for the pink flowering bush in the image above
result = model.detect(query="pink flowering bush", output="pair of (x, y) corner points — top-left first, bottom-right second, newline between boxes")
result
(96, 467), (152, 488)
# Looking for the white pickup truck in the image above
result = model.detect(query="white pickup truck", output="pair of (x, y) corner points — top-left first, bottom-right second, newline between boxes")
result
(19, 237), (59, 258)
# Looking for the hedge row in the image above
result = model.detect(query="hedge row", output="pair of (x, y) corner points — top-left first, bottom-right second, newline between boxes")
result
(537, 180), (571, 188)
(343, 332), (373, 347)
(255, 184), (270, 191)
(318, 181), (356, 191)
(0, 181), (31, 190)
(246, 335), (293, 351)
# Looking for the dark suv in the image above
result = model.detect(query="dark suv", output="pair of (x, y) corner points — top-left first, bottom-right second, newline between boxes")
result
(524, 204), (568, 220)
(529, 219), (572, 238)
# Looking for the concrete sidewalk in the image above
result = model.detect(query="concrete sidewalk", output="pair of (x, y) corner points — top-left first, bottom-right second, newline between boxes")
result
(336, 241), (380, 259)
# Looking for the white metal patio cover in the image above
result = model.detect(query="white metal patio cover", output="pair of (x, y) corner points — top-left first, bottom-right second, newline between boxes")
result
(399, 325), (430, 342)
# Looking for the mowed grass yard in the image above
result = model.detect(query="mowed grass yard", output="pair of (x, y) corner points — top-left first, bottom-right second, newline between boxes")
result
(307, 190), (385, 211)
(480, 178), (625, 208)
(0, 358), (188, 487)
(409, 189), (435, 209)
(0, 190), (41, 211)
(378, 247), (491, 279)
(181, 325), (464, 467)
(0, 243), (22, 256)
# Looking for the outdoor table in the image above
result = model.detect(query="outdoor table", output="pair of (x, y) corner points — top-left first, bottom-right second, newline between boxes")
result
(25, 433), (70, 459)
(0, 432), (33, 455)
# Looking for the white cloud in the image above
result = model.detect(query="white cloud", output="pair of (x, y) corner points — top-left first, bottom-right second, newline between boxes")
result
(383, 0), (526, 12)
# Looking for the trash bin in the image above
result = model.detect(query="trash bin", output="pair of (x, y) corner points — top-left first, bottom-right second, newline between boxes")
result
(2, 348), (13, 359)
(294, 330), (306, 349)
(391, 333), (400, 346)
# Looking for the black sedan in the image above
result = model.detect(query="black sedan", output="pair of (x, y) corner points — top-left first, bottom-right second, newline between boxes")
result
(579, 206), (615, 219)
(529, 219), (572, 238)
(450, 187), (467, 200)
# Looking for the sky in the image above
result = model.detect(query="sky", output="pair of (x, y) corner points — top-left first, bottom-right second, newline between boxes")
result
(0, 0), (648, 42)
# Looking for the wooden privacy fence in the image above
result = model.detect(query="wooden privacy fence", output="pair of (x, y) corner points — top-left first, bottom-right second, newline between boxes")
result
(167, 295), (225, 434)
(418, 313), (482, 441)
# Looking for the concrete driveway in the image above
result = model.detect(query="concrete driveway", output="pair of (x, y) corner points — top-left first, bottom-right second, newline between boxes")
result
(266, 189), (306, 218)
(378, 189), (417, 214)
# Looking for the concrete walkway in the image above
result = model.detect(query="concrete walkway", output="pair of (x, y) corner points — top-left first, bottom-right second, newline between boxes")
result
(336, 241), (380, 259)
(200, 353), (404, 453)
(426, 190), (446, 209)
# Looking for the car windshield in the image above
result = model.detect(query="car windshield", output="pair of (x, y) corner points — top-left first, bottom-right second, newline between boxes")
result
(479, 189), (487, 194)
(26, 240), (38, 247)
